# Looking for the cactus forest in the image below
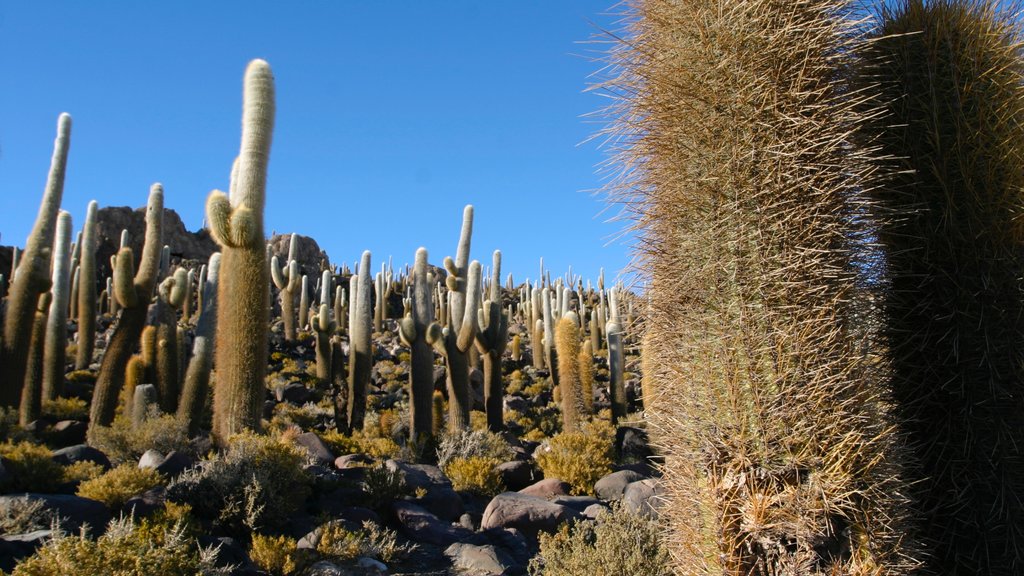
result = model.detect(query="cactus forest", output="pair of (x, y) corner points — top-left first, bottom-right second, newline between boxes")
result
(1, 1), (1023, 575)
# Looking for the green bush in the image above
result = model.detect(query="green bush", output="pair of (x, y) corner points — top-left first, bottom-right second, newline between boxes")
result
(0, 496), (60, 535)
(442, 456), (504, 496)
(87, 412), (192, 465)
(435, 428), (513, 470)
(529, 504), (670, 576)
(315, 520), (417, 564)
(165, 432), (311, 534)
(249, 533), (308, 576)
(8, 515), (229, 575)
(76, 464), (165, 509)
(0, 441), (64, 494)
(534, 421), (613, 495)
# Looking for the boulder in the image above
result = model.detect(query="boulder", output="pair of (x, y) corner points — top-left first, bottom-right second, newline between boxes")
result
(391, 501), (473, 546)
(51, 444), (111, 470)
(517, 478), (570, 500)
(444, 542), (518, 575)
(480, 492), (580, 537)
(0, 530), (52, 573)
(594, 469), (647, 501)
(49, 420), (87, 446)
(0, 493), (110, 535)
(495, 460), (536, 492)
(622, 478), (664, 519)
(294, 432), (335, 464)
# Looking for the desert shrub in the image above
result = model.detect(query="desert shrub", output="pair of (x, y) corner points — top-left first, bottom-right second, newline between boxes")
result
(535, 421), (614, 495)
(249, 533), (307, 576)
(60, 460), (105, 484)
(165, 432), (311, 534)
(267, 402), (332, 434)
(316, 520), (417, 563)
(40, 397), (88, 421)
(361, 462), (407, 512)
(76, 464), (165, 509)
(436, 428), (513, 469)
(529, 504), (670, 576)
(443, 456), (504, 496)
(88, 411), (192, 465)
(8, 515), (228, 576)
(318, 430), (399, 459)
(0, 496), (61, 535)
(135, 501), (200, 545)
(0, 441), (64, 494)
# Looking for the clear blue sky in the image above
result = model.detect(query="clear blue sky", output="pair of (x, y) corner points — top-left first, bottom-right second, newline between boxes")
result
(0, 1), (633, 287)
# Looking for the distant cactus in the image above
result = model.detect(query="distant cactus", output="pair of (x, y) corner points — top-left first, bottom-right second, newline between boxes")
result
(346, 251), (373, 433)
(88, 184), (164, 432)
(155, 269), (187, 413)
(311, 303), (335, 383)
(606, 289), (626, 423)
(398, 247), (437, 443)
(578, 339), (594, 416)
(122, 354), (146, 422)
(207, 59), (275, 446)
(1, 114), (71, 408)
(178, 253), (220, 436)
(298, 274), (310, 332)
(860, 2), (1024, 572)
(41, 211), (73, 401)
(75, 201), (98, 370)
(270, 234), (301, 342)
(475, 250), (508, 432)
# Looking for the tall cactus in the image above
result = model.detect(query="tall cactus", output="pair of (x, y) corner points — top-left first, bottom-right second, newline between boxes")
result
(270, 234), (300, 341)
(41, 211), (73, 402)
(606, 288), (626, 423)
(475, 250), (508, 432)
(88, 184), (164, 431)
(1, 114), (71, 408)
(606, 0), (918, 572)
(19, 294), (49, 425)
(178, 253), (220, 436)
(860, 2), (1024, 572)
(75, 201), (98, 370)
(399, 247), (437, 443)
(311, 303), (335, 383)
(155, 269), (187, 413)
(554, 312), (581, 432)
(346, 251), (373, 433)
(207, 59), (275, 446)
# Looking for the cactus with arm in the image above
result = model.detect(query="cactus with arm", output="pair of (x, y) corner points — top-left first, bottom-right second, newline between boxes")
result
(398, 247), (437, 443)
(475, 250), (508, 432)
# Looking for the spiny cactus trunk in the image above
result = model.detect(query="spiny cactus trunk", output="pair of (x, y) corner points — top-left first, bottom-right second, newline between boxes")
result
(400, 248), (436, 443)
(1, 114), (71, 408)
(346, 251), (373, 434)
(19, 306), (48, 426)
(481, 349), (502, 432)
(862, 2), (1024, 573)
(75, 201), (98, 371)
(178, 253), (220, 436)
(606, 0), (919, 573)
(41, 211), (73, 401)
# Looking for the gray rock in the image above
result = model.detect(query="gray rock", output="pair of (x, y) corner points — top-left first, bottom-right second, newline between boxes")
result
(50, 420), (87, 446)
(622, 478), (664, 519)
(51, 444), (111, 470)
(495, 460), (535, 492)
(275, 382), (311, 405)
(386, 460), (463, 521)
(138, 449), (165, 469)
(392, 501), (473, 546)
(550, 495), (600, 512)
(480, 492), (580, 537)
(294, 432), (336, 464)
(0, 530), (52, 573)
(594, 469), (647, 501)
(615, 426), (653, 464)
(517, 478), (571, 500)
(582, 503), (609, 520)
(444, 542), (517, 575)
(305, 561), (346, 576)
(0, 493), (110, 534)
(335, 453), (374, 469)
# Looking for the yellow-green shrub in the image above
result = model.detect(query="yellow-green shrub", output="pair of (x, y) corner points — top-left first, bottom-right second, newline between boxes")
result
(76, 464), (165, 509)
(41, 397), (88, 421)
(535, 423), (614, 495)
(318, 429), (400, 459)
(0, 441), (64, 494)
(443, 456), (504, 496)
(316, 520), (417, 563)
(87, 412), (191, 465)
(249, 534), (306, 576)
(529, 504), (670, 576)
(61, 460), (105, 484)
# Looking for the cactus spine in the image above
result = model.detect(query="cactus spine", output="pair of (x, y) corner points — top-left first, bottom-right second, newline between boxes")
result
(475, 250), (508, 432)
(88, 185), (164, 432)
(41, 211), (72, 402)
(861, 2), (1024, 572)
(398, 247), (437, 443)
(75, 201), (98, 370)
(346, 251), (373, 433)
(207, 59), (274, 446)
(1, 114), (71, 408)
(178, 253), (220, 436)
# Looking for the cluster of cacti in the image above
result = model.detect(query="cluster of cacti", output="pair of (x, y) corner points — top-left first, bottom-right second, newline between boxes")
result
(270, 233), (301, 342)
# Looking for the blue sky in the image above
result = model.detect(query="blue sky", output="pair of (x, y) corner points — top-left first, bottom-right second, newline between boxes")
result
(0, 1), (633, 287)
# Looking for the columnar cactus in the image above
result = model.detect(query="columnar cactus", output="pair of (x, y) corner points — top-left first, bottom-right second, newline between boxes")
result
(541, 286), (558, 390)
(19, 294), (49, 425)
(578, 339), (594, 415)
(75, 200), (98, 370)
(88, 184), (164, 431)
(861, 2), (1024, 571)
(270, 234), (300, 341)
(554, 312), (581, 432)
(398, 247), (437, 443)
(346, 251), (373, 433)
(41, 211), (73, 401)
(1, 114), (71, 408)
(475, 250), (508, 432)
(606, 288), (626, 423)
(155, 268), (188, 413)
(298, 274), (310, 332)
(312, 303), (335, 383)
(207, 59), (275, 446)
(178, 253), (220, 436)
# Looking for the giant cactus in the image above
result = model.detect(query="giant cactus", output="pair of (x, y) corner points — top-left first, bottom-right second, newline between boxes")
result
(75, 200), (98, 370)
(860, 2), (1024, 572)
(398, 247), (437, 443)
(88, 184), (164, 431)
(178, 252), (220, 436)
(207, 59), (275, 446)
(607, 0), (918, 572)
(1, 114), (71, 407)
(346, 250), (373, 433)
(475, 250), (508, 432)
(41, 211), (73, 401)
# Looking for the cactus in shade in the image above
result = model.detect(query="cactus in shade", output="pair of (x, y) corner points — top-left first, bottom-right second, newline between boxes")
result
(330, 335), (346, 428)
(271, 234), (301, 341)
(605, 1), (918, 572)
(88, 184), (164, 432)
(1, 114), (71, 408)
(475, 250), (508, 432)
(510, 334), (521, 363)
(75, 201), (98, 370)
(431, 390), (445, 439)
(859, 3), (1024, 572)
(554, 312), (582, 432)
(19, 294), (50, 425)
(206, 59), (274, 446)
(154, 269), (187, 413)
(346, 251), (373, 433)
(311, 303), (335, 383)
(178, 253), (220, 432)
(606, 289), (626, 423)
(398, 247), (437, 443)
(140, 324), (158, 386)
(333, 285), (346, 334)
(41, 211), (72, 402)
(121, 354), (146, 422)
(132, 383), (159, 429)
